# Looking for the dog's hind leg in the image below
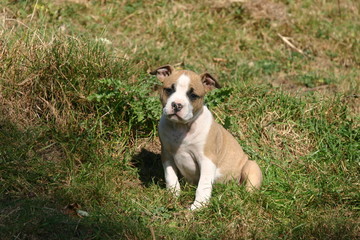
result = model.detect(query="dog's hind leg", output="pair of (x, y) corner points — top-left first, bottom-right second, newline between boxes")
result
(241, 160), (263, 192)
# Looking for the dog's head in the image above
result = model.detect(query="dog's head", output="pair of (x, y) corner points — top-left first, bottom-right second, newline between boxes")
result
(150, 65), (221, 124)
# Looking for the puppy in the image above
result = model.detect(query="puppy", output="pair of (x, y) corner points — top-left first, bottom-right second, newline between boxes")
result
(151, 65), (263, 210)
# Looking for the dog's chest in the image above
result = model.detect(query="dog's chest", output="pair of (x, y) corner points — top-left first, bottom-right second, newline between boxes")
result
(173, 148), (200, 184)
(159, 110), (213, 184)
(161, 125), (205, 183)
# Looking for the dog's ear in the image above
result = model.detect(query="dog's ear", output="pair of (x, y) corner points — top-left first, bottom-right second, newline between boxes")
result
(150, 65), (174, 81)
(201, 73), (221, 91)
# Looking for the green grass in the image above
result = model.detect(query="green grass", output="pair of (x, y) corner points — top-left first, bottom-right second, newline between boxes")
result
(1, 0), (359, 239)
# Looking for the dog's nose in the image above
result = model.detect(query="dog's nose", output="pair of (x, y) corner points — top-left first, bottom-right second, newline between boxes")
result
(171, 102), (183, 112)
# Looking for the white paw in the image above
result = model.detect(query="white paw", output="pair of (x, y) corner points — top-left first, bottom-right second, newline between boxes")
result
(172, 188), (181, 197)
(189, 201), (205, 211)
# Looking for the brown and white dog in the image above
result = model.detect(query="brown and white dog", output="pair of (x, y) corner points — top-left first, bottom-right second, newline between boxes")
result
(150, 65), (263, 210)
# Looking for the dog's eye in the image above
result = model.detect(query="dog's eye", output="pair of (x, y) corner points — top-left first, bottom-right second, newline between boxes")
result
(189, 93), (200, 101)
(164, 84), (175, 96)
(187, 88), (200, 101)
(164, 87), (174, 96)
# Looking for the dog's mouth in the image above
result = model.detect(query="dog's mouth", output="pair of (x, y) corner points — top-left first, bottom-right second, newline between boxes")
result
(166, 112), (193, 124)
(167, 113), (182, 121)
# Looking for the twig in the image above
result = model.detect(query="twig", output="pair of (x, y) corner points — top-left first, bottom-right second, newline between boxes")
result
(149, 226), (156, 240)
(30, 0), (39, 22)
(278, 33), (305, 55)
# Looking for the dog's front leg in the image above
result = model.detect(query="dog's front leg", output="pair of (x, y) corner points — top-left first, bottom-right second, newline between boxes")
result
(190, 158), (217, 210)
(162, 158), (181, 197)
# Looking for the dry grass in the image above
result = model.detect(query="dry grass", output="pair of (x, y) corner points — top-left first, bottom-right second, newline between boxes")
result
(260, 111), (314, 159)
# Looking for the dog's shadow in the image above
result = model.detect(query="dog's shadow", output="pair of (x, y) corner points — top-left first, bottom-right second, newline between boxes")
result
(131, 147), (165, 188)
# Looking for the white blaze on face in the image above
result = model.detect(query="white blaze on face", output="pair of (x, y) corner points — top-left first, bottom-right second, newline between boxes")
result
(163, 74), (194, 122)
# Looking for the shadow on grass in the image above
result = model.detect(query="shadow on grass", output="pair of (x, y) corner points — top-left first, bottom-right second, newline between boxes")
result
(0, 117), (152, 239)
(131, 148), (165, 188)
(0, 197), (152, 240)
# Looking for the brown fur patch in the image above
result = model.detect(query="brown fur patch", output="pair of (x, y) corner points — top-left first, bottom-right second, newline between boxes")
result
(204, 121), (249, 182)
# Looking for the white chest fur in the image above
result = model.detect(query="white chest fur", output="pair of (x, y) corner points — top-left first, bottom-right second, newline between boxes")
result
(159, 106), (222, 184)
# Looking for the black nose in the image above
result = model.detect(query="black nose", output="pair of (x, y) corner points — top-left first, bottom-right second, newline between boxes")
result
(171, 102), (183, 112)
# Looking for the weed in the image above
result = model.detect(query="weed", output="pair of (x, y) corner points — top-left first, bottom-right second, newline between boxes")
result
(88, 75), (161, 134)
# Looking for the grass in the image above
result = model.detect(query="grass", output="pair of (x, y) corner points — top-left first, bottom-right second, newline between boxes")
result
(0, 0), (359, 239)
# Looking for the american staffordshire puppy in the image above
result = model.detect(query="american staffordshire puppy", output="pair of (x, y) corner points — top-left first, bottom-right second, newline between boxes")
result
(150, 65), (263, 210)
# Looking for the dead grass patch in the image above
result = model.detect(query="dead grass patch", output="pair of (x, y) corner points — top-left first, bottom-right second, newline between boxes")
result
(243, 0), (288, 23)
(260, 111), (314, 159)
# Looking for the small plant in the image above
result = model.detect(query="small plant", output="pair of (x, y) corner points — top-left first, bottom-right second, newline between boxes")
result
(205, 86), (233, 108)
(88, 75), (162, 134)
(295, 72), (335, 88)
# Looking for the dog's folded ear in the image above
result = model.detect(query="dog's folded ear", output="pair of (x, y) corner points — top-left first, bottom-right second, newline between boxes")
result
(150, 65), (174, 81)
(201, 73), (221, 91)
